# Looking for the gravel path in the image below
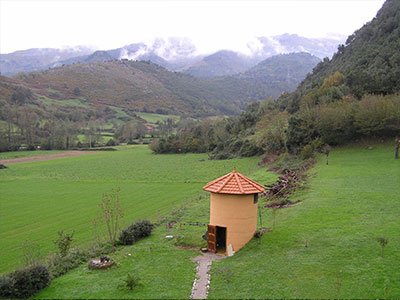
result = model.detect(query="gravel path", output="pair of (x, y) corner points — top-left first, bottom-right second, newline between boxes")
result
(0, 151), (100, 165)
(190, 252), (226, 299)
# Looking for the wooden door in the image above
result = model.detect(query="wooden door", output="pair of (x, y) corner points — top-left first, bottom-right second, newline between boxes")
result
(207, 225), (217, 253)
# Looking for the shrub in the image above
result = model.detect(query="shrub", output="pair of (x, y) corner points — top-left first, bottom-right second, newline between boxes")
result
(119, 220), (154, 245)
(209, 152), (233, 160)
(238, 140), (261, 157)
(106, 139), (117, 146)
(119, 273), (141, 291)
(48, 248), (87, 278)
(54, 230), (74, 257)
(0, 275), (14, 299)
(300, 144), (314, 160)
(47, 244), (112, 278)
(0, 264), (51, 299)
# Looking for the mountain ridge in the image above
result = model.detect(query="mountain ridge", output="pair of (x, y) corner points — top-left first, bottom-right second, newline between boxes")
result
(0, 34), (343, 77)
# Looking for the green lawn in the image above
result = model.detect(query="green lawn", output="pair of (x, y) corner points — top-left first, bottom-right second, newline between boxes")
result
(0, 145), (264, 274)
(209, 143), (400, 298)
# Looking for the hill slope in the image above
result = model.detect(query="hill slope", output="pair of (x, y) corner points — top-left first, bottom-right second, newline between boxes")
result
(236, 52), (320, 98)
(182, 50), (256, 77)
(11, 55), (320, 117)
(0, 47), (94, 76)
(12, 60), (248, 116)
(281, 0), (400, 113)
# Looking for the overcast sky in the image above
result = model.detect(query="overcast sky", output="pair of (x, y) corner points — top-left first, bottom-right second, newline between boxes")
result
(0, 0), (386, 54)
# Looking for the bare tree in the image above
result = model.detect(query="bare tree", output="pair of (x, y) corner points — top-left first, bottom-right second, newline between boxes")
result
(98, 187), (123, 252)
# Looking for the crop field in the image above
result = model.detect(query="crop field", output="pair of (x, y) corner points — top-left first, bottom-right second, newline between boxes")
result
(0, 145), (267, 273)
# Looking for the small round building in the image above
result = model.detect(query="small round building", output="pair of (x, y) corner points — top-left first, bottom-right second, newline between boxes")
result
(203, 168), (265, 255)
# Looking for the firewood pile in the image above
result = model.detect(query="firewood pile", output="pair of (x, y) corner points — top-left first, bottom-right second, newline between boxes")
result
(263, 169), (300, 200)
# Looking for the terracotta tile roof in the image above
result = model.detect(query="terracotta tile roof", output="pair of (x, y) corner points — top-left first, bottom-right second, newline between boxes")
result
(203, 168), (265, 195)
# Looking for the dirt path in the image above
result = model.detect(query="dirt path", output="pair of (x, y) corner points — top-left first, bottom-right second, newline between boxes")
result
(0, 151), (100, 165)
(190, 252), (226, 299)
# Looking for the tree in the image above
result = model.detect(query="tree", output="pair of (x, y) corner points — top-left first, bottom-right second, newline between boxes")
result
(98, 187), (123, 252)
(85, 119), (103, 148)
(73, 87), (81, 96)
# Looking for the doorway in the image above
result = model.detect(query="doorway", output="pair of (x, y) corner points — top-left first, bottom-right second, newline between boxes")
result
(207, 225), (227, 253)
(216, 226), (226, 253)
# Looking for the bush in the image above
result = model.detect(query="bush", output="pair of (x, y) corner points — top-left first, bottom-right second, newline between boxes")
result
(54, 230), (74, 257)
(0, 265), (51, 299)
(119, 273), (141, 291)
(238, 140), (262, 157)
(119, 220), (154, 245)
(209, 152), (234, 160)
(300, 145), (314, 160)
(0, 275), (14, 298)
(47, 244), (112, 278)
(47, 248), (87, 278)
(106, 139), (117, 146)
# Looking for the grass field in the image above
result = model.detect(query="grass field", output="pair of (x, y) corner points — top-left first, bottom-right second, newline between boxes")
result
(3, 143), (399, 298)
(0, 150), (66, 160)
(208, 143), (400, 298)
(36, 95), (89, 109)
(32, 142), (400, 299)
(138, 112), (179, 124)
(0, 146), (267, 274)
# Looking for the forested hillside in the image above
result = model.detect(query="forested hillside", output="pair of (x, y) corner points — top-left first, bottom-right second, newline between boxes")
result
(182, 50), (256, 77)
(279, 0), (400, 152)
(0, 50), (320, 152)
(151, 0), (400, 158)
(280, 0), (400, 113)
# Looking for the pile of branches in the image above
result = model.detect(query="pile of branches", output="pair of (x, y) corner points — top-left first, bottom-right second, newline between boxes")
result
(263, 169), (301, 201)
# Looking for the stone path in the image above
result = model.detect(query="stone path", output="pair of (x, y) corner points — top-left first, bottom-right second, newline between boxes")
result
(190, 252), (226, 299)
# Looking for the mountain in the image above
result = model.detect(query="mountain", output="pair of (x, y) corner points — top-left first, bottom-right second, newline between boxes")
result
(180, 35), (342, 78)
(279, 0), (400, 113)
(0, 47), (94, 76)
(235, 52), (321, 98)
(0, 35), (343, 77)
(181, 50), (257, 77)
(254, 34), (345, 60)
(11, 60), (247, 116)
(5, 51), (319, 118)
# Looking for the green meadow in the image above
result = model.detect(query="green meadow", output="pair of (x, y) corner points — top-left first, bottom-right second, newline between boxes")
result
(0, 145), (264, 274)
(34, 142), (400, 299)
(209, 143), (400, 298)
(1, 143), (399, 298)
(0, 150), (66, 160)
(138, 112), (179, 125)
